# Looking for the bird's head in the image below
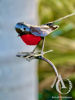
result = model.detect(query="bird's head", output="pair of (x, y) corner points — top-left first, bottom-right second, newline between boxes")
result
(15, 22), (30, 36)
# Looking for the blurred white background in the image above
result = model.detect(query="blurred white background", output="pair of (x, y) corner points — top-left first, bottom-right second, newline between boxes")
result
(0, 0), (38, 100)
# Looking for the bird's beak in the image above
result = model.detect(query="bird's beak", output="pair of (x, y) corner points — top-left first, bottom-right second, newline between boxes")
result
(15, 23), (23, 35)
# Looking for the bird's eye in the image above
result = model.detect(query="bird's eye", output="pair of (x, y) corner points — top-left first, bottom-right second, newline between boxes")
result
(24, 28), (26, 30)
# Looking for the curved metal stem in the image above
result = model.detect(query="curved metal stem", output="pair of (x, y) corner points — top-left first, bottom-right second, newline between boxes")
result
(37, 56), (59, 77)
(16, 51), (59, 77)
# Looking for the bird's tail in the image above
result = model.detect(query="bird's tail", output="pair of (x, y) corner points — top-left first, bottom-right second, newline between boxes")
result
(44, 22), (59, 30)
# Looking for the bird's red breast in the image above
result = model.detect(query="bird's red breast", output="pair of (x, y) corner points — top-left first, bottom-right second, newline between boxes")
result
(20, 34), (41, 45)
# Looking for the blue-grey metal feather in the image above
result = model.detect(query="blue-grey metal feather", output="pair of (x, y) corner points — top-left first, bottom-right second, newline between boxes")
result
(30, 25), (59, 37)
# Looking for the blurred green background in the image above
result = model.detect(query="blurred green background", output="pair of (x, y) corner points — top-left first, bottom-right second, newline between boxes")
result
(38, 0), (75, 100)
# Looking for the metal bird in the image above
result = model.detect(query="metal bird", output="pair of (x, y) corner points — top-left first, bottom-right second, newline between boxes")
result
(15, 22), (59, 57)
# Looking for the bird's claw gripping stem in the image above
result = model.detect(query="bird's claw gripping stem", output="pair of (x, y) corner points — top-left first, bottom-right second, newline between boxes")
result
(16, 50), (53, 60)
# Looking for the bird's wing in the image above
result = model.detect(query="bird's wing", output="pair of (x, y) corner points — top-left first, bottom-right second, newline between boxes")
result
(30, 25), (54, 37)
